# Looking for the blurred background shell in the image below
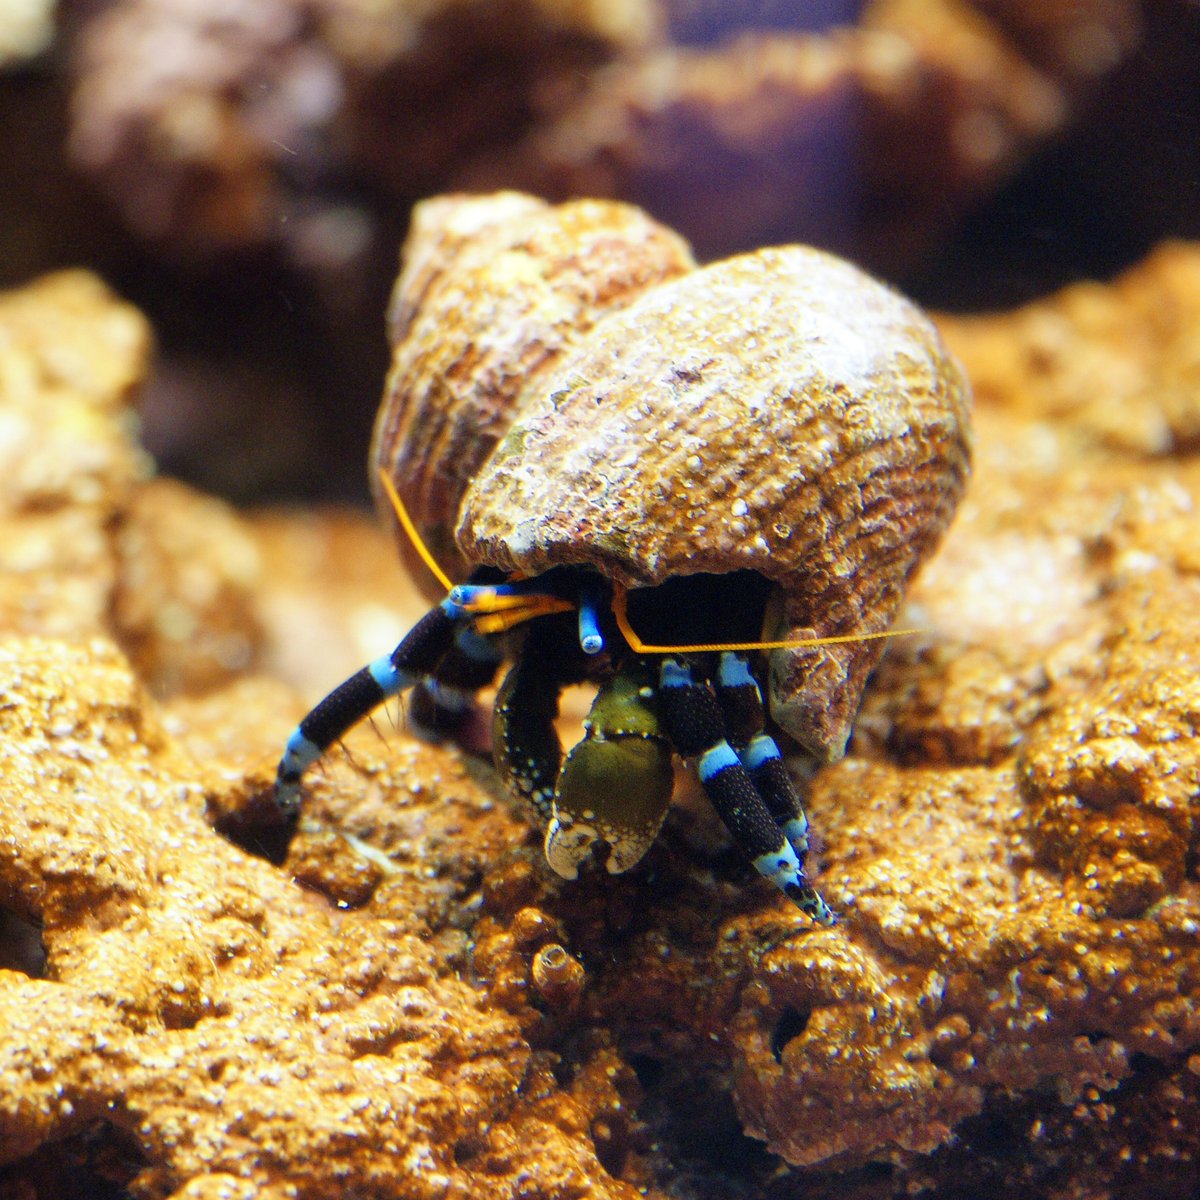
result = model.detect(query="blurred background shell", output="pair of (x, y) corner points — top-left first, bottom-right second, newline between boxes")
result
(0, 0), (1190, 504)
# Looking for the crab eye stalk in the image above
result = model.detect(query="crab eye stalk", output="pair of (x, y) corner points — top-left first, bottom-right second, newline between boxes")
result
(576, 581), (607, 655)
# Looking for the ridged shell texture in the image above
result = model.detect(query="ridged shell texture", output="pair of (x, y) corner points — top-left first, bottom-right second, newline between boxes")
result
(373, 193), (971, 760)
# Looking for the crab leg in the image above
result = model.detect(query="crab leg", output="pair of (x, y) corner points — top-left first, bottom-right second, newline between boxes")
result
(274, 599), (467, 815)
(656, 657), (835, 925)
(407, 623), (502, 740)
(713, 653), (810, 858)
(492, 647), (565, 825)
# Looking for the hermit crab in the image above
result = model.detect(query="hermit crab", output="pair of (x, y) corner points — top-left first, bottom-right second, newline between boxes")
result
(276, 193), (971, 922)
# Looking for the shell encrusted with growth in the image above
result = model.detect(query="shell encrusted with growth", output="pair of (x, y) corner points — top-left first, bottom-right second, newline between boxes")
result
(375, 193), (972, 762)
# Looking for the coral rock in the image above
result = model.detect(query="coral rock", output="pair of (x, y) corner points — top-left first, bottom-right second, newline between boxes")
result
(459, 0), (1142, 266)
(4, 240), (1200, 1198)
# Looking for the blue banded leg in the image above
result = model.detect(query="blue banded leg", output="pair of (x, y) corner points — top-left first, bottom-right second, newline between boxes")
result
(408, 624), (502, 741)
(740, 734), (809, 857)
(715, 653), (810, 857)
(713, 651), (763, 745)
(658, 658), (834, 925)
(407, 678), (474, 741)
(274, 600), (462, 815)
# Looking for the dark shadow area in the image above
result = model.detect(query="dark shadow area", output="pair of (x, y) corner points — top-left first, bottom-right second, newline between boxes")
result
(0, 1122), (146, 1200)
(211, 810), (297, 869)
(769, 1004), (813, 1064)
(631, 1053), (778, 1199)
(0, 908), (47, 977)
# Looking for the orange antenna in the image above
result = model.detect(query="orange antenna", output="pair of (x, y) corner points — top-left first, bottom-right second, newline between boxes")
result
(377, 468), (456, 593)
(471, 595), (574, 634)
(378, 467), (572, 635)
(379, 469), (922, 652)
(611, 583), (922, 654)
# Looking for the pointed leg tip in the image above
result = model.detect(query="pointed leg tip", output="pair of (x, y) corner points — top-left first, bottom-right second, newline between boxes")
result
(274, 784), (301, 818)
(784, 881), (836, 926)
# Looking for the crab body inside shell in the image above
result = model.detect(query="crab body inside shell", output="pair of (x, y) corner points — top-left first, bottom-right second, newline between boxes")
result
(277, 565), (837, 921)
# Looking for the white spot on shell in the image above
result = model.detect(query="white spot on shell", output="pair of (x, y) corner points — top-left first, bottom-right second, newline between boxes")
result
(503, 521), (538, 556)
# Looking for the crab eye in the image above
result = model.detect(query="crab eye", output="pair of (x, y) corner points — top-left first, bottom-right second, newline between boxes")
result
(577, 581), (606, 655)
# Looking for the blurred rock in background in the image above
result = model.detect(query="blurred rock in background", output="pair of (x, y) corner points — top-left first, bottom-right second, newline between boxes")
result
(2, 0), (1196, 503)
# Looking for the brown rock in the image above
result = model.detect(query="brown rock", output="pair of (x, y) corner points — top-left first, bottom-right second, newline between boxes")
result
(725, 247), (1200, 1181)
(0, 631), (639, 1199)
(61, 0), (1146, 274)
(4, 238), (1200, 1198)
(458, 0), (1141, 266)
(67, 0), (654, 259)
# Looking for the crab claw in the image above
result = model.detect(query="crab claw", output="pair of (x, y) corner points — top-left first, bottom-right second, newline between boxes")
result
(544, 669), (674, 878)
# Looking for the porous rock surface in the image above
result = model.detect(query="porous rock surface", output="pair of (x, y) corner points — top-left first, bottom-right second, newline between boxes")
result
(1, 246), (1199, 1198)
(0, 270), (636, 1200)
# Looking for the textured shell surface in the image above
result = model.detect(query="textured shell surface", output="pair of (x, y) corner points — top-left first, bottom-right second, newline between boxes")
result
(375, 194), (972, 761)
(456, 242), (971, 758)
(458, 245), (968, 589)
(372, 192), (694, 594)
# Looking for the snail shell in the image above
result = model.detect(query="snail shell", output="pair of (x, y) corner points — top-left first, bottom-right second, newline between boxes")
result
(530, 943), (586, 1010)
(373, 193), (971, 762)
(373, 192), (694, 590)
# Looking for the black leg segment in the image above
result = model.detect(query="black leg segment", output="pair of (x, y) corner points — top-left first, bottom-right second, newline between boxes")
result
(658, 657), (833, 924)
(274, 600), (463, 815)
(714, 653), (811, 858)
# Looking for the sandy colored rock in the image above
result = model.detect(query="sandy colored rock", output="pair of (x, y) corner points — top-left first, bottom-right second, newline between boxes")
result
(0, 269), (152, 638)
(3, 239), (1200, 1198)
(0, 270), (270, 697)
(0, 269), (650, 1197)
(938, 239), (1200, 455)
(0, 631), (652, 1199)
(113, 478), (266, 696)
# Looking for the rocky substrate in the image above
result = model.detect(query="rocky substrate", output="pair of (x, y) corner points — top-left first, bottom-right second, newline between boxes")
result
(0, 246), (1198, 1197)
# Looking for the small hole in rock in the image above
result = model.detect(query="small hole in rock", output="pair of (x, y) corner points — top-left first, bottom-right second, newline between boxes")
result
(214, 811), (296, 867)
(0, 1120), (146, 1199)
(861, 1161), (896, 1181)
(770, 1004), (813, 1062)
(629, 1053), (664, 1091)
(0, 908), (47, 977)
(453, 1131), (486, 1167)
